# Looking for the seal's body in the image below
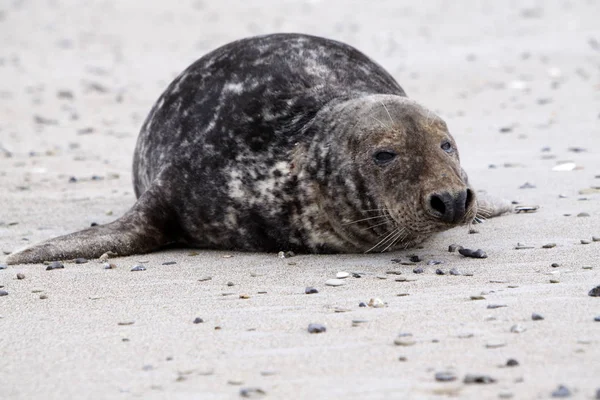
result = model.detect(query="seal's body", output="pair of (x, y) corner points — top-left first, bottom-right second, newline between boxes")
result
(7, 33), (511, 264)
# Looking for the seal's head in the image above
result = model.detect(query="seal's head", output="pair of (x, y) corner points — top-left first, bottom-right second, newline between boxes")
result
(310, 94), (476, 252)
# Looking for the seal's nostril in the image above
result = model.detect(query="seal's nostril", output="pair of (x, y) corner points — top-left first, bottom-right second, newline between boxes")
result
(465, 189), (473, 210)
(430, 195), (446, 216)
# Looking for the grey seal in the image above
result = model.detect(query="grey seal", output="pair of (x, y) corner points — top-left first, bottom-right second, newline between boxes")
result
(7, 33), (511, 264)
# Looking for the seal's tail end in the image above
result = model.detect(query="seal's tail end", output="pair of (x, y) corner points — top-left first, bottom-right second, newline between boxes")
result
(6, 187), (176, 265)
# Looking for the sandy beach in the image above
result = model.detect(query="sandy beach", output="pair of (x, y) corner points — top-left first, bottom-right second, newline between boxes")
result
(1, 1), (599, 399)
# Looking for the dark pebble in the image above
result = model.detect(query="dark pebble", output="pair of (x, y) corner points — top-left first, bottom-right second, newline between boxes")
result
(434, 371), (457, 382)
(16, 273), (25, 280)
(227, 281), (235, 287)
(589, 285), (600, 297)
(532, 312), (544, 321)
(409, 255), (421, 263)
(581, 239), (591, 244)
(487, 304), (507, 309)
(449, 268), (461, 276)
(458, 248), (488, 258)
(162, 261), (177, 265)
(46, 261), (64, 270)
(413, 267), (424, 274)
(519, 182), (536, 189)
(0, 290), (8, 296)
(468, 228), (479, 234)
(542, 243), (556, 249)
(596, 388), (600, 400)
(68, 176), (77, 183)
(551, 263), (560, 268)
(239, 387), (266, 398)
(398, 356), (407, 362)
(448, 244), (463, 252)
(193, 317), (204, 324)
(506, 358), (519, 367)
(352, 272), (361, 278)
(74, 258), (88, 264)
(594, 316), (600, 322)
(464, 374), (496, 384)
(0, 264), (7, 270)
(358, 302), (367, 307)
(305, 287), (319, 294)
(130, 265), (146, 272)
(390, 258), (402, 263)
(435, 269), (445, 275)
(427, 260), (442, 265)
(307, 323), (326, 334)
(90, 222), (98, 227)
(551, 385), (571, 398)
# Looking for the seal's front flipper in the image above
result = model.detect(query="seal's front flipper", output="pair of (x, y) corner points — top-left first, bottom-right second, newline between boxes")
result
(475, 193), (515, 220)
(6, 186), (177, 265)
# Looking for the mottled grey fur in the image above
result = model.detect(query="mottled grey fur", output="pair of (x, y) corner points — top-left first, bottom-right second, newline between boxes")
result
(7, 33), (511, 264)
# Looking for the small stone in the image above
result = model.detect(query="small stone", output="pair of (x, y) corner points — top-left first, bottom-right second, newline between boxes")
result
(39, 294), (48, 299)
(325, 279), (345, 287)
(398, 356), (407, 362)
(358, 302), (367, 307)
(386, 270), (402, 275)
(551, 385), (571, 398)
(448, 244), (463, 252)
(394, 337), (416, 346)
(118, 321), (135, 326)
(595, 388), (600, 400)
(0, 264), (7, 270)
(193, 317), (204, 324)
(550, 279), (560, 284)
(16, 273), (25, 280)
(239, 294), (250, 299)
(162, 261), (176, 265)
(239, 387), (266, 398)
(487, 304), (507, 309)
(592, 236), (600, 242)
(307, 323), (326, 334)
(499, 391), (514, 399)
(458, 248), (488, 258)
(103, 262), (116, 269)
(532, 313), (544, 321)
(486, 342), (506, 349)
(577, 212), (590, 217)
(226, 281), (235, 287)
(336, 271), (350, 279)
(470, 295), (486, 300)
(583, 266), (593, 270)
(510, 324), (526, 333)
(409, 255), (421, 262)
(542, 243), (556, 249)
(130, 265), (146, 272)
(198, 276), (212, 282)
(368, 298), (385, 308)
(74, 258), (88, 264)
(434, 371), (457, 382)
(449, 268), (461, 276)
(413, 267), (424, 274)
(551, 263), (560, 268)
(519, 182), (536, 189)
(305, 287), (318, 294)
(0, 290), (8, 296)
(351, 319), (368, 327)
(464, 374), (496, 384)
(588, 285), (600, 297)
(46, 261), (64, 270)
(433, 268), (444, 275)
(506, 358), (519, 367)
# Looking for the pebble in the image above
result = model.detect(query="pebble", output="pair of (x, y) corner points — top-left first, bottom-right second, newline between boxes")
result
(351, 319), (368, 327)
(325, 279), (345, 287)
(239, 387), (266, 398)
(358, 302), (367, 307)
(305, 287), (319, 294)
(130, 265), (146, 272)
(551, 385), (571, 398)
(577, 212), (590, 217)
(398, 356), (407, 362)
(581, 239), (591, 244)
(434, 371), (457, 382)
(486, 341), (506, 349)
(532, 313), (544, 321)
(435, 269), (445, 275)
(198, 276), (212, 282)
(550, 279), (560, 283)
(514, 243), (534, 250)
(368, 298), (385, 308)
(487, 304), (507, 309)
(307, 323), (326, 334)
(239, 294), (250, 299)
(448, 244), (463, 252)
(427, 260), (442, 265)
(0, 264), (7, 270)
(510, 324), (526, 333)
(16, 273), (25, 280)
(519, 182), (536, 189)
(118, 321), (135, 326)
(498, 391), (514, 399)
(193, 317), (204, 324)
(413, 267), (424, 274)
(409, 255), (421, 262)
(46, 261), (64, 270)
(464, 374), (496, 384)
(336, 271), (350, 279)
(0, 290), (8, 296)
(506, 358), (519, 367)
(588, 285), (600, 297)
(39, 294), (48, 300)
(542, 243), (556, 249)
(103, 262), (116, 269)
(458, 248), (488, 258)
(594, 316), (600, 322)
(227, 281), (235, 287)
(551, 263), (560, 268)
(470, 295), (486, 300)
(449, 268), (461, 276)
(386, 270), (402, 275)
(394, 337), (416, 346)
(162, 261), (176, 265)
(74, 258), (88, 264)
(593, 236), (600, 242)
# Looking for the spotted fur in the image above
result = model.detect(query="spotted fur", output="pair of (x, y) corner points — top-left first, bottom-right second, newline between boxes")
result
(7, 33), (507, 264)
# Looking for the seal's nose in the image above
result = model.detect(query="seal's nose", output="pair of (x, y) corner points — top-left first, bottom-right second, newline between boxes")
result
(428, 189), (473, 223)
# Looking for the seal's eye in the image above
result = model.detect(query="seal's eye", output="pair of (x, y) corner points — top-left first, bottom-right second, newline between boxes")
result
(373, 150), (397, 165)
(441, 141), (453, 153)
